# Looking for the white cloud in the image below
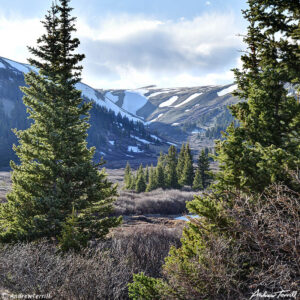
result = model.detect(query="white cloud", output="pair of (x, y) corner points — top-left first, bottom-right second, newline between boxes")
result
(0, 15), (42, 63)
(0, 12), (244, 89)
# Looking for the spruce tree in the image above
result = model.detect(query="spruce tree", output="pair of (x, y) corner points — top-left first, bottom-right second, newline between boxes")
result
(124, 161), (132, 189)
(192, 169), (203, 191)
(176, 144), (186, 185)
(156, 162), (165, 189)
(0, 0), (121, 245)
(129, 174), (136, 190)
(165, 145), (179, 189)
(181, 144), (194, 186)
(146, 165), (157, 192)
(215, 0), (300, 194)
(145, 165), (149, 183)
(135, 164), (146, 193)
(197, 149), (211, 189)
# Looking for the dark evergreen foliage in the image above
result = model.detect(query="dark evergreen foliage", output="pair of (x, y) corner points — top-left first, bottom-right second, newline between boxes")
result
(0, 0), (121, 247)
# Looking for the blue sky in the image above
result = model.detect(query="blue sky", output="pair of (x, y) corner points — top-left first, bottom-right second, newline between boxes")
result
(0, 0), (248, 89)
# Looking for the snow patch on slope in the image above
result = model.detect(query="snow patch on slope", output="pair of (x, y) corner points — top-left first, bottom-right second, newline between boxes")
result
(149, 91), (168, 98)
(149, 113), (164, 123)
(3, 58), (32, 74)
(122, 90), (148, 115)
(217, 84), (237, 97)
(75, 82), (143, 123)
(128, 146), (143, 153)
(174, 93), (202, 108)
(105, 92), (119, 103)
(159, 96), (179, 107)
(131, 135), (151, 144)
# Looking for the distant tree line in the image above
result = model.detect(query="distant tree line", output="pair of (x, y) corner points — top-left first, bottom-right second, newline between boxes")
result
(124, 144), (212, 193)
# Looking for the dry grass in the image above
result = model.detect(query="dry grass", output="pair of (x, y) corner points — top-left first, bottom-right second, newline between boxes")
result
(114, 188), (197, 216)
(0, 225), (182, 300)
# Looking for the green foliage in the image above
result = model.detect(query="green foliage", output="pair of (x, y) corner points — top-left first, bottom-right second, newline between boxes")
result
(58, 206), (85, 252)
(197, 149), (211, 189)
(135, 164), (146, 193)
(176, 143), (186, 185)
(0, 0), (121, 246)
(165, 145), (179, 189)
(146, 165), (157, 192)
(124, 162), (132, 189)
(128, 273), (163, 300)
(215, 0), (300, 194)
(145, 165), (149, 183)
(155, 162), (165, 189)
(192, 169), (203, 191)
(181, 144), (194, 186)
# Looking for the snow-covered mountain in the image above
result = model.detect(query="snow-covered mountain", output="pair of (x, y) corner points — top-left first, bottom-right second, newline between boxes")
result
(0, 56), (172, 170)
(0, 57), (144, 124)
(98, 84), (239, 141)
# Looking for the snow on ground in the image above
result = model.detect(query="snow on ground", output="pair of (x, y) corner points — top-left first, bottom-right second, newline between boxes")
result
(149, 113), (164, 123)
(109, 140), (115, 146)
(76, 83), (143, 123)
(3, 58), (31, 74)
(148, 91), (168, 98)
(76, 82), (98, 101)
(131, 135), (151, 144)
(172, 122), (180, 126)
(122, 90), (148, 115)
(159, 96), (179, 107)
(105, 92), (119, 103)
(217, 84), (237, 97)
(0, 61), (6, 69)
(167, 141), (177, 146)
(174, 93), (202, 108)
(128, 146), (143, 153)
(150, 134), (162, 142)
(185, 109), (191, 112)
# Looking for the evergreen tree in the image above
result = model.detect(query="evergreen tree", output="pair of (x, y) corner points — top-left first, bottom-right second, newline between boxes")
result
(197, 149), (211, 189)
(192, 169), (203, 191)
(145, 165), (149, 183)
(0, 0), (121, 245)
(58, 206), (84, 252)
(124, 161), (132, 189)
(165, 145), (179, 189)
(146, 165), (157, 192)
(135, 164), (146, 193)
(181, 144), (194, 186)
(176, 144), (186, 185)
(215, 0), (300, 194)
(156, 162), (165, 189)
(129, 174), (136, 190)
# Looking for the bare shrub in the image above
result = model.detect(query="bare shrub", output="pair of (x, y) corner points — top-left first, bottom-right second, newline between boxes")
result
(0, 225), (182, 299)
(114, 188), (197, 216)
(161, 183), (300, 299)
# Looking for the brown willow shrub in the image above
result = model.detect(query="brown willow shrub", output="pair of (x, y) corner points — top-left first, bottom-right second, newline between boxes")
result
(114, 188), (196, 216)
(0, 225), (182, 300)
(130, 183), (299, 299)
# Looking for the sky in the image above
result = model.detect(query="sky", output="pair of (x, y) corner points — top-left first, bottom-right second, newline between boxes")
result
(0, 0), (248, 89)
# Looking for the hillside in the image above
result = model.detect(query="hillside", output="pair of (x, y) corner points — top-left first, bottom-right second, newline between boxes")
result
(0, 56), (245, 171)
(0, 57), (172, 170)
(99, 84), (238, 142)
